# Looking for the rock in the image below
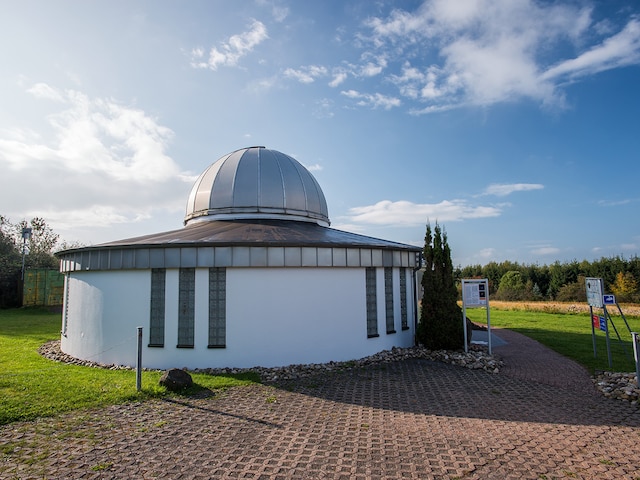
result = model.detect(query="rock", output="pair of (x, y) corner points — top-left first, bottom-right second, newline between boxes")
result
(159, 368), (193, 391)
(466, 317), (474, 344)
(593, 371), (640, 404)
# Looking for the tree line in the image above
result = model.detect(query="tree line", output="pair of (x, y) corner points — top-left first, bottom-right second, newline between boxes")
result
(456, 256), (640, 303)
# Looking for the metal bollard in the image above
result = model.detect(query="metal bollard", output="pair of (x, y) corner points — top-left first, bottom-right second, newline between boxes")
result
(136, 327), (143, 392)
(633, 332), (640, 387)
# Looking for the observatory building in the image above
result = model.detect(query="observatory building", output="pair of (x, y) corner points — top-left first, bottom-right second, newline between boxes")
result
(58, 147), (421, 369)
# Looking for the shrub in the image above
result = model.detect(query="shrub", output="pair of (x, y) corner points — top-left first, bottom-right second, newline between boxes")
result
(417, 222), (464, 350)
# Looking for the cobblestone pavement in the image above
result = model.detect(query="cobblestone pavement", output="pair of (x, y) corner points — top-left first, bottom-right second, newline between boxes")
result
(2, 331), (640, 480)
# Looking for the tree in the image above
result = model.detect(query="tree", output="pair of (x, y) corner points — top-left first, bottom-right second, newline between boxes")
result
(417, 222), (464, 350)
(610, 272), (639, 303)
(0, 220), (22, 307)
(496, 271), (525, 300)
(0, 215), (61, 307)
(555, 275), (587, 302)
(15, 217), (60, 269)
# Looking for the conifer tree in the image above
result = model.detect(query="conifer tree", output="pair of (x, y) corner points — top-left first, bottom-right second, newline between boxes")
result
(417, 222), (464, 350)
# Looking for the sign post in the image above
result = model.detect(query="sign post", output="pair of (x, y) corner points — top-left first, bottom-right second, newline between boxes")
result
(461, 279), (491, 354)
(585, 277), (612, 368)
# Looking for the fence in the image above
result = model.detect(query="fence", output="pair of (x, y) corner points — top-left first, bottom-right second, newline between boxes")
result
(22, 269), (64, 307)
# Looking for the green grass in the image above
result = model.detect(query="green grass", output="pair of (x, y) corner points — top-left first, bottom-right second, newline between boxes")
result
(0, 308), (259, 425)
(466, 307), (640, 373)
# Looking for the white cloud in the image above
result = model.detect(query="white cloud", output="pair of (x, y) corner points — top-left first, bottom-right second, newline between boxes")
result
(329, 71), (348, 87)
(340, 89), (401, 109)
(357, 55), (387, 77)
(271, 6), (289, 23)
(28, 205), (150, 230)
(312, 98), (335, 119)
(345, 199), (501, 225)
(27, 83), (64, 102)
(530, 245), (561, 256)
(542, 19), (640, 82)
(304, 163), (323, 172)
(483, 183), (544, 196)
(363, 0), (640, 112)
(478, 248), (496, 260)
(191, 20), (268, 70)
(0, 83), (190, 238)
(255, 0), (289, 22)
(598, 198), (633, 207)
(22, 88), (180, 182)
(283, 65), (328, 83)
(592, 241), (640, 256)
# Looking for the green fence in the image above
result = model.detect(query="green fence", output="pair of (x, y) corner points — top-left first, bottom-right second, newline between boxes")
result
(23, 269), (64, 307)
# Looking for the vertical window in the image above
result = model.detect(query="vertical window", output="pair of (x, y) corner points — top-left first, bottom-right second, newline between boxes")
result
(366, 267), (379, 338)
(208, 267), (226, 348)
(149, 268), (165, 347)
(177, 268), (195, 348)
(61, 274), (70, 336)
(385, 267), (395, 334)
(400, 268), (408, 330)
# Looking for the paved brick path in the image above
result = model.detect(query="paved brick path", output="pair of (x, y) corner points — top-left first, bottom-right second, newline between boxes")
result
(2, 330), (640, 479)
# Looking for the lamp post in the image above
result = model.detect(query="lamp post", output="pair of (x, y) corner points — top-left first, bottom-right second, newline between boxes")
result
(21, 227), (32, 281)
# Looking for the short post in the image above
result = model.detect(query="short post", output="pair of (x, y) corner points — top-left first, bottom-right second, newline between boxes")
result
(136, 327), (143, 392)
(604, 306), (612, 369)
(462, 303), (468, 353)
(632, 332), (640, 387)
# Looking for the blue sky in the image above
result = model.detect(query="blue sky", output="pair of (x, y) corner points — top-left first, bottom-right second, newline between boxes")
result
(1, 0), (639, 267)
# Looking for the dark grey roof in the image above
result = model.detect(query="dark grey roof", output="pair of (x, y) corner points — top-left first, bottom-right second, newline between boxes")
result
(184, 147), (330, 226)
(58, 220), (420, 271)
(79, 219), (420, 252)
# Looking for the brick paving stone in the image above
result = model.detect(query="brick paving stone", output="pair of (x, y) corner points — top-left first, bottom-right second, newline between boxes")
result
(2, 331), (640, 479)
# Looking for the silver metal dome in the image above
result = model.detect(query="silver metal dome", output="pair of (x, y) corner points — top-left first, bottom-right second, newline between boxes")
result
(185, 147), (330, 226)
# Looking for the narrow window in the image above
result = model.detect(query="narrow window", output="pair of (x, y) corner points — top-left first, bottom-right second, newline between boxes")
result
(149, 268), (166, 347)
(366, 267), (379, 338)
(400, 267), (408, 330)
(208, 267), (226, 348)
(61, 274), (70, 336)
(177, 268), (195, 348)
(385, 267), (395, 334)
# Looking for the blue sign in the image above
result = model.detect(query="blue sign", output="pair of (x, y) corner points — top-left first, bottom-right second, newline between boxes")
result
(603, 294), (616, 305)
(599, 316), (607, 332)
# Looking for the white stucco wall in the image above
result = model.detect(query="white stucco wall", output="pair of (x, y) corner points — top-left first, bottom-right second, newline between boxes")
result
(61, 266), (416, 370)
(61, 270), (150, 366)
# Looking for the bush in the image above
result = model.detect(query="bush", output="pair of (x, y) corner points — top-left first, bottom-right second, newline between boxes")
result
(555, 276), (587, 302)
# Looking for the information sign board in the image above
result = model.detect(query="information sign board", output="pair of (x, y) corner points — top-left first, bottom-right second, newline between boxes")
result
(461, 278), (492, 355)
(603, 294), (616, 305)
(462, 280), (487, 307)
(585, 278), (603, 308)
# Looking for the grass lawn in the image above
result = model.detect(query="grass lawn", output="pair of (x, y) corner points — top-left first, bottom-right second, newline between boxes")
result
(0, 308), (258, 425)
(465, 306), (640, 374)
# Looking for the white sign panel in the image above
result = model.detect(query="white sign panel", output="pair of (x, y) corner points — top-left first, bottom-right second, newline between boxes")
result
(462, 279), (488, 308)
(585, 277), (603, 308)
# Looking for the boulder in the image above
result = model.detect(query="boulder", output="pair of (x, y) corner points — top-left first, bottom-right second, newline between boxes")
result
(466, 317), (474, 344)
(159, 368), (193, 391)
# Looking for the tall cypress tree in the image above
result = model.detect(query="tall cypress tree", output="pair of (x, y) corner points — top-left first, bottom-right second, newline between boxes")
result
(417, 222), (464, 350)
